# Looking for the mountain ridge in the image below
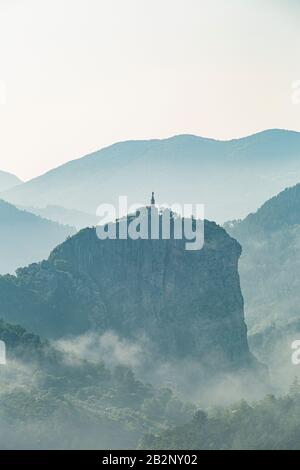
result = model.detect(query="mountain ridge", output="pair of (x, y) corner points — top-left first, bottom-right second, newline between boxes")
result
(11, 128), (300, 178)
(0, 170), (22, 192)
(225, 182), (300, 332)
(0, 199), (76, 274)
(2, 129), (300, 223)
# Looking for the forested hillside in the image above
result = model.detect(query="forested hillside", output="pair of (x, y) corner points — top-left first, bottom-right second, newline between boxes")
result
(142, 382), (300, 450)
(0, 318), (195, 449)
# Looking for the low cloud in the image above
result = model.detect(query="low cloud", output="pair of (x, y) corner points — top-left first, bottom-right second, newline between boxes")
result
(53, 331), (144, 369)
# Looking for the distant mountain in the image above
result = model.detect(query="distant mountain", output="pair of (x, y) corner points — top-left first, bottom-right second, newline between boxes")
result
(0, 170), (22, 192)
(0, 200), (76, 274)
(2, 129), (300, 222)
(0, 211), (258, 383)
(19, 204), (98, 230)
(225, 183), (300, 333)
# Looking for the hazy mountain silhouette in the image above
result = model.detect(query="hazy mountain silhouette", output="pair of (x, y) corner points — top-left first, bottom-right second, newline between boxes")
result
(225, 183), (300, 333)
(0, 170), (22, 192)
(19, 204), (98, 230)
(0, 200), (76, 274)
(2, 129), (300, 223)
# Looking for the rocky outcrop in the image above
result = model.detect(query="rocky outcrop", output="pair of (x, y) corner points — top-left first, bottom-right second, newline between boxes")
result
(0, 212), (255, 375)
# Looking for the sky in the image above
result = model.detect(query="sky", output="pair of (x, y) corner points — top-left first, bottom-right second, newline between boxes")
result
(0, 0), (300, 181)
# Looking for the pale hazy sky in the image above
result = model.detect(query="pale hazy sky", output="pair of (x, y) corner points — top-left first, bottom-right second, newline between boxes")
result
(0, 0), (300, 180)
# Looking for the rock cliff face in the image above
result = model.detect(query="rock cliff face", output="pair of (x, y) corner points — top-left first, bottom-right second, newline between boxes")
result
(0, 215), (254, 373)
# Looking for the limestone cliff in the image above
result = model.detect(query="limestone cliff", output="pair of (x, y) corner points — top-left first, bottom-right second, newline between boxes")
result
(0, 214), (255, 374)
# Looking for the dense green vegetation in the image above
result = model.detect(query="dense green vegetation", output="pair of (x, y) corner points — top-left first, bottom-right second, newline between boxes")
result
(142, 380), (300, 450)
(225, 183), (300, 334)
(2, 317), (300, 450)
(223, 184), (300, 395)
(0, 319), (195, 449)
